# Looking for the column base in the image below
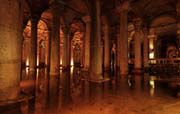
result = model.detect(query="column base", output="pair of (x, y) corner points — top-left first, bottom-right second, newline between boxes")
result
(62, 66), (71, 71)
(82, 77), (110, 83)
(0, 94), (33, 106)
(82, 67), (89, 72)
(143, 67), (150, 73)
(104, 66), (110, 72)
(132, 68), (144, 74)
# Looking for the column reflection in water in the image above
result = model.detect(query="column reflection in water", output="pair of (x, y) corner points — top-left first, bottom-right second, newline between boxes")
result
(46, 73), (60, 114)
(149, 75), (156, 96)
(34, 68), (49, 114)
(28, 69), (37, 114)
(61, 69), (71, 105)
(89, 82), (104, 103)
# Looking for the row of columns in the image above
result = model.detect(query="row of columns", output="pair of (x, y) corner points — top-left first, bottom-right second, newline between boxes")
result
(1, 0), (172, 101)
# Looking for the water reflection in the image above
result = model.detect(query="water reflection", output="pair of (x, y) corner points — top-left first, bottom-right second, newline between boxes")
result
(1, 67), (179, 114)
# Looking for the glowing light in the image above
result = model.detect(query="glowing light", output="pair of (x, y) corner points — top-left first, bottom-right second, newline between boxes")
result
(149, 52), (154, 59)
(26, 58), (29, 66)
(149, 77), (155, 96)
(25, 67), (29, 75)
(149, 80), (155, 89)
(36, 68), (39, 79)
(71, 58), (74, 66)
(60, 58), (62, 65)
(149, 41), (154, 49)
(37, 57), (39, 66)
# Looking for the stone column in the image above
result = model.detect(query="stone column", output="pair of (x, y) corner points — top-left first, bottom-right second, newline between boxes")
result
(177, 0), (180, 56)
(103, 24), (110, 71)
(29, 15), (39, 71)
(90, 0), (103, 80)
(117, 1), (129, 75)
(116, 34), (120, 69)
(149, 29), (156, 59)
(62, 26), (71, 70)
(143, 27), (149, 70)
(82, 16), (91, 71)
(133, 18), (143, 73)
(49, 6), (60, 75)
(0, 0), (23, 101)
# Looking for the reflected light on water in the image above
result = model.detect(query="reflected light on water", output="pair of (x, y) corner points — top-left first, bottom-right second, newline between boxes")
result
(25, 67), (29, 75)
(149, 80), (155, 89)
(149, 76), (156, 96)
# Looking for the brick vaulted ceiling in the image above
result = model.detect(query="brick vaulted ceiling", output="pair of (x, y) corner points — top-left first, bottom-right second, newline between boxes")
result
(23, 0), (177, 31)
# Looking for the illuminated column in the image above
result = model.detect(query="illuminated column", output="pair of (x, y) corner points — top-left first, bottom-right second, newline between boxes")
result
(149, 29), (156, 59)
(133, 18), (143, 73)
(0, 0), (23, 101)
(24, 38), (30, 66)
(62, 26), (71, 70)
(143, 27), (149, 69)
(103, 24), (110, 71)
(90, 0), (103, 80)
(82, 16), (91, 71)
(29, 15), (39, 71)
(117, 1), (129, 75)
(177, 0), (180, 56)
(49, 5), (60, 75)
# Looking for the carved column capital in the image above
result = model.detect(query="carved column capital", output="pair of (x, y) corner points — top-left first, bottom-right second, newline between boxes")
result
(30, 14), (40, 23)
(177, 0), (180, 16)
(133, 18), (143, 32)
(116, 0), (130, 13)
(50, 1), (64, 14)
(82, 15), (91, 23)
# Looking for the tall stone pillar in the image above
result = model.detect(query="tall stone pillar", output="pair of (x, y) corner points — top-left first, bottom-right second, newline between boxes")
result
(0, 0), (23, 101)
(62, 26), (71, 70)
(116, 34), (120, 69)
(177, 0), (180, 56)
(149, 29), (156, 59)
(133, 18), (143, 73)
(117, 1), (129, 75)
(143, 27), (149, 70)
(49, 5), (60, 75)
(82, 16), (91, 71)
(29, 15), (39, 71)
(103, 24), (110, 71)
(90, 0), (103, 80)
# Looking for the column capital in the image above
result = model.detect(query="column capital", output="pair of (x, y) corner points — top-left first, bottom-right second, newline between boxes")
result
(61, 25), (70, 35)
(82, 15), (91, 23)
(177, 0), (180, 20)
(142, 27), (149, 34)
(30, 14), (40, 23)
(116, 1), (130, 13)
(50, 1), (64, 14)
(133, 18), (143, 32)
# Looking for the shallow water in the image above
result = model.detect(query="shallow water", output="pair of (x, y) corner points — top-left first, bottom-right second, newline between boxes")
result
(1, 67), (180, 114)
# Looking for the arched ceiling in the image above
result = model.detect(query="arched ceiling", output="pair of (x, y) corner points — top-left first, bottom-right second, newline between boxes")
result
(23, 0), (177, 31)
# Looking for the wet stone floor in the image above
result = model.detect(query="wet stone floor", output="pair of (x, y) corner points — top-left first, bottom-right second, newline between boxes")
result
(1, 67), (180, 114)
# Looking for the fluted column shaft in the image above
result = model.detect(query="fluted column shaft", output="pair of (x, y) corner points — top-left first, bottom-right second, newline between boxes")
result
(0, 0), (23, 101)
(90, 0), (103, 79)
(49, 7), (60, 75)
(82, 16), (91, 71)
